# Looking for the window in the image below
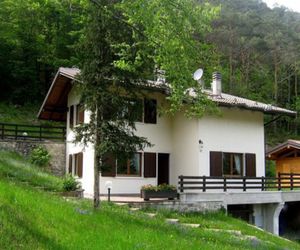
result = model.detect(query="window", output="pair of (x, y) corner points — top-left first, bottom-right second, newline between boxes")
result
(117, 153), (142, 176)
(101, 152), (157, 178)
(76, 104), (85, 125)
(68, 152), (83, 178)
(69, 105), (74, 129)
(144, 99), (157, 124)
(223, 153), (243, 176)
(210, 151), (256, 177)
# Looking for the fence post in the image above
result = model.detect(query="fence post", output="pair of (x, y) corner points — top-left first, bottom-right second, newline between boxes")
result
(261, 176), (265, 191)
(15, 125), (18, 140)
(39, 126), (42, 141)
(243, 176), (246, 191)
(203, 175), (206, 192)
(1, 124), (4, 139)
(179, 175), (184, 193)
(291, 173), (294, 191)
(278, 172), (282, 191)
(223, 177), (227, 192)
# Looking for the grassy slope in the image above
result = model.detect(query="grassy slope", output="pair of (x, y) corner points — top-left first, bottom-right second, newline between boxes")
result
(0, 151), (299, 250)
(0, 102), (62, 126)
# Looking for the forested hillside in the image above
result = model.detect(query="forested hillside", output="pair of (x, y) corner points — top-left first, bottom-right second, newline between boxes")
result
(0, 0), (299, 144)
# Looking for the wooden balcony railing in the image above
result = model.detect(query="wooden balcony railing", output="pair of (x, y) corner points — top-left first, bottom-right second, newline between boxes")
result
(0, 122), (66, 141)
(178, 173), (300, 193)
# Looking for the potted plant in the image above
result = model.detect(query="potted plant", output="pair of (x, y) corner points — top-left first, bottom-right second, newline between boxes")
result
(61, 174), (84, 198)
(141, 183), (178, 201)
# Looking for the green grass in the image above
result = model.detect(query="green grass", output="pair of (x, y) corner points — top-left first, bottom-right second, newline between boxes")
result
(0, 150), (299, 249)
(0, 102), (62, 126)
(0, 151), (63, 191)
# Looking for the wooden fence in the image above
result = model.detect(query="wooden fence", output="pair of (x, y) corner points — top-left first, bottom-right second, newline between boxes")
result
(0, 122), (65, 141)
(178, 173), (300, 193)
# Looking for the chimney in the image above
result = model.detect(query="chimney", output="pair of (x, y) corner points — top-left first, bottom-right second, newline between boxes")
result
(211, 72), (222, 96)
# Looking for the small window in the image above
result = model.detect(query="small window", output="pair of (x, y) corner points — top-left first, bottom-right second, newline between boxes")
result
(76, 104), (84, 125)
(223, 153), (243, 176)
(126, 99), (143, 122)
(144, 99), (157, 124)
(69, 105), (74, 129)
(117, 153), (141, 176)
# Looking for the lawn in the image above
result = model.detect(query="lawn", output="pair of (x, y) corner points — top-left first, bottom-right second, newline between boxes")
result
(0, 150), (299, 250)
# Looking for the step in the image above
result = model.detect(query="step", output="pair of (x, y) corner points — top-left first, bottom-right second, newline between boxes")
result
(166, 218), (179, 224)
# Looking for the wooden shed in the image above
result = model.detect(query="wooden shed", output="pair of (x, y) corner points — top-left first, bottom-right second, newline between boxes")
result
(267, 140), (300, 175)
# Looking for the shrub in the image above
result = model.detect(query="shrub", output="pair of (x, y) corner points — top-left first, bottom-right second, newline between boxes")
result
(29, 146), (51, 167)
(63, 174), (80, 191)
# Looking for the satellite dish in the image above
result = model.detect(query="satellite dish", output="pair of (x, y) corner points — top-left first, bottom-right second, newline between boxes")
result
(193, 68), (203, 81)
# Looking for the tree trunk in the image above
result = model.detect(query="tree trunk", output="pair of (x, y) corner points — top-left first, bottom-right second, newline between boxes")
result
(93, 107), (101, 208)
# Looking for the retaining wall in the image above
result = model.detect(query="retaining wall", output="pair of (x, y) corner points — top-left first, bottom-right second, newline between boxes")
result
(0, 139), (66, 176)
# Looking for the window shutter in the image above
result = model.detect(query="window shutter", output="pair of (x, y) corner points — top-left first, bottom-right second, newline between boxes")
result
(77, 152), (83, 178)
(69, 105), (74, 129)
(144, 152), (156, 177)
(144, 99), (157, 124)
(210, 151), (222, 177)
(101, 154), (116, 177)
(76, 104), (84, 124)
(68, 154), (73, 174)
(245, 153), (256, 177)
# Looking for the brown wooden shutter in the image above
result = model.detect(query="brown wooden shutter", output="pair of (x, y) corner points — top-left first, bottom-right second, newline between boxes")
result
(144, 99), (157, 124)
(245, 153), (256, 177)
(68, 154), (73, 174)
(210, 151), (223, 177)
(76, 104), (84, 124)
(101, 154), (116, 177)
(69, 105), (74, 129)
(144, 152), (156, 177)
(77, 152), (83, 178)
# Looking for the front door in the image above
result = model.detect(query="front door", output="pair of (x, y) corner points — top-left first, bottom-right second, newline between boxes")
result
(158, 153), (169, 185)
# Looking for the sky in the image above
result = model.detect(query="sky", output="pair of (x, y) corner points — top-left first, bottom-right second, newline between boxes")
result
(262, 0), (300, 13)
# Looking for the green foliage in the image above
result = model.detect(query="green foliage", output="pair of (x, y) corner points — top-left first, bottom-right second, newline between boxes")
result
(0, 178), (299, 249)
(0, 150), (63, 191)
(29, 146), (51, 168)
(266, 160), (276, 177)
(0, 0), (86, 104)
(62, 174), (80, 191)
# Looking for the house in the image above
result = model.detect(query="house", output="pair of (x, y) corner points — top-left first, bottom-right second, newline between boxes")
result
(39, 67), (300, 235)
(38, 67), (296, 196)
(267, 140), (300, 177)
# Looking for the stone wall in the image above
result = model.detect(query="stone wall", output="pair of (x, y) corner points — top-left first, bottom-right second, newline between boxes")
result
(0, 139), (66, 176)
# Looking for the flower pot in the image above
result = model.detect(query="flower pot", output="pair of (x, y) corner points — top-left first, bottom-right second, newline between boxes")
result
(61, 189), (84, 198)
(141, 189), (178, 201)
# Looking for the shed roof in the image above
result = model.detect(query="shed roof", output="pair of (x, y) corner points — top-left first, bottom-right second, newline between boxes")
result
(38, 67), (297, 121)
(266, 140), (300, 160)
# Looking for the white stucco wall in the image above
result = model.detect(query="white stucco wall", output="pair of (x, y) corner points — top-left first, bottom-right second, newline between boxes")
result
(198, 108), (265, 177)
(66, 85), (266, 196)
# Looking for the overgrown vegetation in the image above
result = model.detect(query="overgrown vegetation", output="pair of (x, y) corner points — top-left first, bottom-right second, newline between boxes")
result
(0, 150), (63, 192)
(0, 150), (299, 249)
(62, 174), (80, 191)
(29, 146), (51, 168)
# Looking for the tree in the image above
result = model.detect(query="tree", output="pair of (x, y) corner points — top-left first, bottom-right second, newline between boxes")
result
(76, 0), (218, 208)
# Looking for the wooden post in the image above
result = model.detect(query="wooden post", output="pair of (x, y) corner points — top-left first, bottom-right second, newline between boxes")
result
(15, 125), (18, 140)
(223, 177), (227, 192)
(1, 124), (4, 139)
(261, 176), (265, 191)
(39, 126), (42, 141)
(278, 172), (282, 191)
(203, 175), (206, 192)
(243, 176), (246, 191)
(179, 175), (184, 193)
(291, 173), (294, 191)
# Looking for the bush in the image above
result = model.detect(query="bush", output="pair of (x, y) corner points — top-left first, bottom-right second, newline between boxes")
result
(63, 174), (80, 191)
(29, 146), (51, 167)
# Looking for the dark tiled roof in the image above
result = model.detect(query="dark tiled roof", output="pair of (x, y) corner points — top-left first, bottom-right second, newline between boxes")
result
(38, 67), (296, 121)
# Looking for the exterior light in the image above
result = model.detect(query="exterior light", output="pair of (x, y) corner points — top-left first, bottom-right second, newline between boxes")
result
(105, 181), (112, 202)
